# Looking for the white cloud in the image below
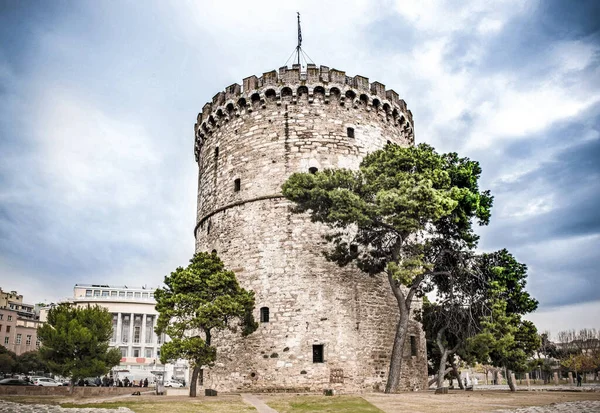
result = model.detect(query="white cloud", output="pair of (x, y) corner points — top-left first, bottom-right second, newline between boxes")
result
(526, 300), (600, 338)
(35, 90), (160, 209)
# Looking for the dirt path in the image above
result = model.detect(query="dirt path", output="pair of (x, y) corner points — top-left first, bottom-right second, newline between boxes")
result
(363, 390), (600, 413)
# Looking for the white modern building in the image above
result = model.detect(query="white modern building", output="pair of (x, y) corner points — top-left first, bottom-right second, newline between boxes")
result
(72, 284), (188, 382)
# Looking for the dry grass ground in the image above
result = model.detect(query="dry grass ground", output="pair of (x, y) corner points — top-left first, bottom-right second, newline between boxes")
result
(364, 390), (600, 413)
(265, 395), (384, 413)
(3, 390), (599, 413)
(0, 394), (257, 412)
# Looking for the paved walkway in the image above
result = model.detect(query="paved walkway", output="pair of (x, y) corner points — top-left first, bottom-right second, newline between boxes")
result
(241, 394), (280, 413)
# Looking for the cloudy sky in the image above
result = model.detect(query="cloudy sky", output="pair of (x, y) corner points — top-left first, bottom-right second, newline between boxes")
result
(1, 0), (598, 337)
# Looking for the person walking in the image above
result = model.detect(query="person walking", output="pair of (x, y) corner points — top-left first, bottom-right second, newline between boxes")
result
(577, 373), (582, 387)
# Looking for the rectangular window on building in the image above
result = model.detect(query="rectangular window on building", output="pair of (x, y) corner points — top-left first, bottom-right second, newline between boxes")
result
(313, 344), (324, 363)
(120, 347), (127, 357)
(0, 314), (3, 320)
(119, 291), (125, 298)
(36, 339), (40, 348)
(133, 326), (140, 343)
(410, 335), (418, 357)
(142, 292), (148, 299)
(102, 291), (109, 297)
(157, 333), (163, 344)
(93, 290), (100, 297)
(4, 337), (8, 345)
(111, 291), (117, 297)
(85, 290), (92, 297)
(133, 348), (140, 357)
(144, 348), (153, 358)
(121, 315), (130, 343)
(26, 335), (31, 345)
(145, 316), (153, 343)
(126, 292), (133, 298)
(111, 315), (117, 342)
(7, 316), (12, 321)
(134, 292), (141, 298)
(16, 334), (21, 345)
(6, 326), (10, 333)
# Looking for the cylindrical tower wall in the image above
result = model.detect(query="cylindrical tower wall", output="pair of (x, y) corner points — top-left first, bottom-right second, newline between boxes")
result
(193, 65), (427, 392)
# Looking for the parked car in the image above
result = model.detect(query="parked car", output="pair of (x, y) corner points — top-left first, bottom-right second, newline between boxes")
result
(0, 378), (33, 386)
(163, 380), (183, 388)
(32, 377), (62, 387)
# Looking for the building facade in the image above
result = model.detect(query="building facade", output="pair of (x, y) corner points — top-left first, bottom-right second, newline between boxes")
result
(0, 288), (41, 356)
(71, 284), (187, 382)
(193, 64), (428, 392)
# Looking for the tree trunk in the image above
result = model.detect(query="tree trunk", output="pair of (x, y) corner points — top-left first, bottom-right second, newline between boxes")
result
(69, 379), (74, 395)
(506, 368), (516, 392)
(429, 367), (452, 387)
(451, 359), (464, 390)
(189, 366), (201, 397)
(437, 351), (449, 389)
(385, 310), (409, 393)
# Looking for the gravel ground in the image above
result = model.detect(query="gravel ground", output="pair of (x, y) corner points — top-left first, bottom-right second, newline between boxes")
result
(500, 400), (600, 412)
(0, 401), (133, 413)
(474, 384), (600, 392)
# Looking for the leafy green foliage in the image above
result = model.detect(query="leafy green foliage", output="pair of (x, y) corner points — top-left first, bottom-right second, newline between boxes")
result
(154, 252), (257, 369)
(15, 351), (49, 374)
(282, 143), (493, 284)
(478, 249), (538, 315)
(0, 353), (16, 373)
(37, 303), (121, 382)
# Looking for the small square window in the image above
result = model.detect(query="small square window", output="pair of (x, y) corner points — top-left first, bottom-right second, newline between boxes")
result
(234, 178), (241, 192)
(313, 344), (324, 363)
(347, 127), (355, 138)
(85, 290), (92, 297)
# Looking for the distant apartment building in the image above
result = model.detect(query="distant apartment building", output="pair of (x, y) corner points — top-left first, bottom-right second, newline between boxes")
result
(0, 288), (41, 355)
(72, 284), (187, 381)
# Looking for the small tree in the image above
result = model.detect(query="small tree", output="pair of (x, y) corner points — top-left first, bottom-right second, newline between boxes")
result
(37, 303), (121, 391)
(467, 301), (540, 391)
(282, 143), (493, 392)
(16, 351), (49, 375)
(154, 252), (258, 397)
(0, 353), (16, 374)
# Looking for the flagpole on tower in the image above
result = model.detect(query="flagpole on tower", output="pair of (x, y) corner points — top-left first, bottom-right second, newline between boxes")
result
(284, 12), (313, 69)
(297, 12), (302, 66)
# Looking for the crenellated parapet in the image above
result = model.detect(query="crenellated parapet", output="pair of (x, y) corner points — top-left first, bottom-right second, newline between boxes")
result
(193, 64), (414, 162)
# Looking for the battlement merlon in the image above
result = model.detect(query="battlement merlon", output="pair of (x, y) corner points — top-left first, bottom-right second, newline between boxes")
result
(195, 65), (414, 127)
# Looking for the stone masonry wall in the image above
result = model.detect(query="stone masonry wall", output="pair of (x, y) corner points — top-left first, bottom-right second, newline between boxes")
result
(193, 65), (428, 392)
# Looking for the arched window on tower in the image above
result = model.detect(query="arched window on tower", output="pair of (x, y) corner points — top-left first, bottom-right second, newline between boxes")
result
(260, 307), (270, 323)
(308, 167), (318, 174)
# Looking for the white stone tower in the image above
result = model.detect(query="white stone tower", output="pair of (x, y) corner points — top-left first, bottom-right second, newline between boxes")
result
(193, 64), (427, 392)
